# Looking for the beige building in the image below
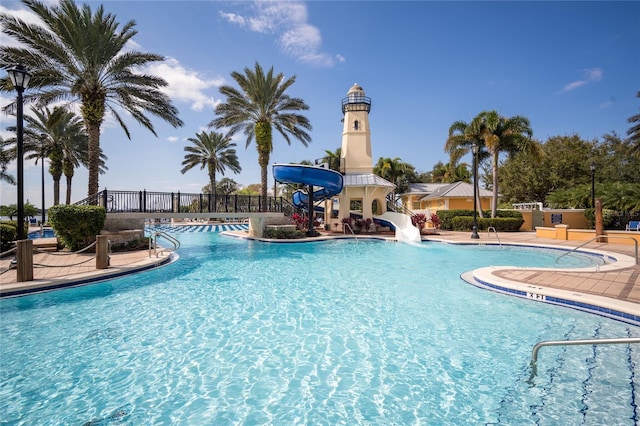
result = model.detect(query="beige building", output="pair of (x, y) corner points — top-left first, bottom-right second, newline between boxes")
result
(400, 182), (493, 214)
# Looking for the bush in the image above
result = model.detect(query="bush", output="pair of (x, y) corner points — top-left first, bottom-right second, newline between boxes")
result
(263, 228), (306, 239)
(0, 222), (17, 253)
(411, 213), (427, 228)
(451, 216), (524, 232)
(437, 209), (523, 230)
(110, 237), (150, 252)
(48, 205), (106, 251)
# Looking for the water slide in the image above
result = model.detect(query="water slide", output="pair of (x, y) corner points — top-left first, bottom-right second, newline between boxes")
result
(272, 164), (344, 210)
(374, 211), (421, 244)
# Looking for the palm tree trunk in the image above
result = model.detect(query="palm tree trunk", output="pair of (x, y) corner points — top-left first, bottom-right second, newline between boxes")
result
(491, 151), (499, 218)
(65, 174), (73, 204)
(53, 176), (61, 206)
(208, 163), (216, 212)
(475, 178), (485, 219)
(86, 122), (101, 201)
(255, 122), (272, 212)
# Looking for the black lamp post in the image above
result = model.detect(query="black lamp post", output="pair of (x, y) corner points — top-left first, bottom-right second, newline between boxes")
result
(471, 143), (480, 239)
(590, 161), (596, 209)
(40, 134), (46, 227)
(7, 64), (32, 241)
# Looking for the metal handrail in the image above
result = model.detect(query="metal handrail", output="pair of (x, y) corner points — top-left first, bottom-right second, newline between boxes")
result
(556, 235), (638, 265)
(149, 231), (180, 257)
(487, 226), (502, 247)
(343, 223), (357, 240)
(529, 337), (640, 381)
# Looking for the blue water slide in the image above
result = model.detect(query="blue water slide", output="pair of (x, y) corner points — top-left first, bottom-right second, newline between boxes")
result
(273, 164), (344, 211)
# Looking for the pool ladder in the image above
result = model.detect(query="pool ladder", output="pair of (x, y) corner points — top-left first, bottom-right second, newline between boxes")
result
(528, 337), (640, 382)
(343, 223), (357, 240)
(556, 235), (638, 265)
(149, 231), (180, 257)
(487, 226), (502, 247)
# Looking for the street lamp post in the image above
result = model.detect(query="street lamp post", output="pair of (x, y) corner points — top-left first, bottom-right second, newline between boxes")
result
(471, 143), (480, 239)
(590, 162), (596, 209)
(40, 134), (46, 227)
(7, 64), (32, 241)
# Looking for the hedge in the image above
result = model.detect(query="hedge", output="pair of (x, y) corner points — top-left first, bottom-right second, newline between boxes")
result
(451, 216), (524, 232)
(437, 209), (523, 230)
(48, 205), (106, 251)
(263, 228), (306, 239)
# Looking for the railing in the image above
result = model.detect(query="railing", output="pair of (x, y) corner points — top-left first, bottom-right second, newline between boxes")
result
(556, 235), (639, 265)
(149, 231), (180, 258)
(528, 337), (640, 382)
(343, 223), (357, 240)
(487, 226), (502, 247)
(75, 189), (288, 214)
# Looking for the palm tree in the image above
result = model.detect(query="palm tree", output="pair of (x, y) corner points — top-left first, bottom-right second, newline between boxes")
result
(469, 111), (534, 217)
(0, 138), (16, 185)
(447, 111), (535, 217)
(445, 120), (490, 217)
(321, 147), (342, 171)
(374, 157), (410, 206)
(627, 91), (640, 155)
(0, 0), (183, 199)
(210, 62), (312, 210)
(180, 131), (242, 200)
(28, 107), (88, 205)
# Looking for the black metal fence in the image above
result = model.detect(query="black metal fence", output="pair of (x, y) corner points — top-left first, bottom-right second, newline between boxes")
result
(75, 189), (294, 215)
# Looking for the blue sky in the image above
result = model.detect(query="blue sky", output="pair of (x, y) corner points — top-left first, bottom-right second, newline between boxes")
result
(1, 0), (639, 209)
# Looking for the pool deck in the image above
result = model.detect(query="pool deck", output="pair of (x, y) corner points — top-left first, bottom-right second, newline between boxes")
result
(1, 230), (638, 324)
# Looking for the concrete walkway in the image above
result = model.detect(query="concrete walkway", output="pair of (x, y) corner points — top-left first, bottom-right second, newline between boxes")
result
(1, 230), (638, 324)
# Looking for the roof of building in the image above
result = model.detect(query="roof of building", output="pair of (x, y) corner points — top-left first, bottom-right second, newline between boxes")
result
(420, 181), (493, 200)
(343, 173), (395, 188)
(405, 182), (449, 194)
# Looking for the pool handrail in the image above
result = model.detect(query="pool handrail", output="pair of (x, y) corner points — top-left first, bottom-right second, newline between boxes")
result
(487, 226), (502, 247)
(528, 337), (640, 382)
(149, 231), (180, 257)
(556, 234), (638, 265)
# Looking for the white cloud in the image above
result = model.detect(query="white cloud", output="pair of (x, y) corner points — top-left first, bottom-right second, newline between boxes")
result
(219, 1), (340, 67)
(166, 136), (179, 143)
(558, 68), (603, 93)
(145, 57), (225, 111)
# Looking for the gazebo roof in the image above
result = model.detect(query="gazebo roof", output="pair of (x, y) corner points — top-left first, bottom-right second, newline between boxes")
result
(343, 173), (395, 188)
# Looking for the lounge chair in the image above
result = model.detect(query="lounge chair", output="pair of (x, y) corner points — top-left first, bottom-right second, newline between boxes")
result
(626, 220), (640, 231)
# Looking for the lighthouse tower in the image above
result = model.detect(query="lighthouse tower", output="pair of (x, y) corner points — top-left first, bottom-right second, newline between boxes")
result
(326, 84), (394, 231)
(340, 83), (372, 174)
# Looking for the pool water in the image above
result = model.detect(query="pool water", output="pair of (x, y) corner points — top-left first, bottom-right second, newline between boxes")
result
(27, 228), (55, 239)
(1, 234), (638, 424)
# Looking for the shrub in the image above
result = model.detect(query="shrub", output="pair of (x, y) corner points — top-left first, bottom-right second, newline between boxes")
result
(451, 216), (524, 232)
(411, 213), (427, 228)
(48, 205), (106, 251)
(430, 213), (441, 229)
(0, 223), (17, 253)
(263, 228), (306, 239)
(437, 209), (522, 230)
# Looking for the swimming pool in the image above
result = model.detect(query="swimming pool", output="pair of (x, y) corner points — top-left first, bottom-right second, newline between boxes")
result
(1, 233), (638, 424)
(27, 228), (55, 239)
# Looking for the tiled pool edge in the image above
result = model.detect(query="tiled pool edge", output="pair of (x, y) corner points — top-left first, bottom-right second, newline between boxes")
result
(462, 270), (640, 327)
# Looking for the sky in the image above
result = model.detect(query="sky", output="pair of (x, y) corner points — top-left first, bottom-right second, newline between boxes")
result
(1, 0), (639, 210)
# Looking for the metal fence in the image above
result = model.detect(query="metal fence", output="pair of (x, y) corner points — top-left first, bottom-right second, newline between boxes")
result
(75, 189), (293, 215)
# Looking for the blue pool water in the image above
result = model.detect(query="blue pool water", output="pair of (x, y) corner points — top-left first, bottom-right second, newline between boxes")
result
(1, 233), (638, 424)
(27, 228), (55, 239)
